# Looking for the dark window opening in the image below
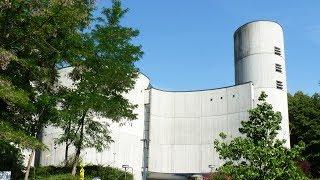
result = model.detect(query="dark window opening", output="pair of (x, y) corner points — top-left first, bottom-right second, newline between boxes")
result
(275, 63), (282, 73)
(220, 97), (223, 99)
(274, 46), (281, 56)
(232, 95), (235, 98)
(210, 98), (213, 101)
(276, 80), (283, 90)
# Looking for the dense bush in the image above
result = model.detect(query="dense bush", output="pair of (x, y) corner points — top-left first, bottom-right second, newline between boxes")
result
(84, 165), (133, 180)
(0, 141), (24, 179)
(33, 174), (82, 180)
(31, 165), (133, 180)
(210, 172), (230, 180)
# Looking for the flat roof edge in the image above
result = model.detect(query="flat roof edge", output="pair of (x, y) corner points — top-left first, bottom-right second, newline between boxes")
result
(150, 81), (253, 93)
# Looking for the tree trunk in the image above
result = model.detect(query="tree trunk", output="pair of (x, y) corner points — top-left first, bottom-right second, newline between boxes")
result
(65, 141), (69, 166)
(65, 120), (72, 166)
(24, 149), (35, 180)
(34, 127), (43, 167)
(71, 143), (81, 175)
(71, 110), (86, 175)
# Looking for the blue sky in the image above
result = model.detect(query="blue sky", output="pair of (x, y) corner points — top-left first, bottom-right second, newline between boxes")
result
(95, 0), (319, 94)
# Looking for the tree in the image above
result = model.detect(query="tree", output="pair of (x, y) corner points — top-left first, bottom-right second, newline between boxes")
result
(0, 49), (40, 148)
(0, 140), (24, 179)
(0, 0), (93, 179)
(214, 92), (308, 179)
(0, 49), (46, 179)
(55, 0), (143, 175)
(288, 92), (320, 178)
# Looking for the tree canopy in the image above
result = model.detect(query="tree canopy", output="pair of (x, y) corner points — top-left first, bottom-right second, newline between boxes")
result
(1, 0), (142, 177)
(0, 0), (93, 179)
(54, 0), (143, 175)
(288, 92), (320, 178)
(214, 92), (308, 179)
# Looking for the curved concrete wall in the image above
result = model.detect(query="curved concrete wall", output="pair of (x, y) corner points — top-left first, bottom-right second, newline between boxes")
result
(40, 67), (150, 180)
(234, 21), (290, 147)
(148, 83), (253, 174)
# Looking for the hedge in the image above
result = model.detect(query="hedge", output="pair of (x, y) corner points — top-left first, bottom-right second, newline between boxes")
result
(31, 165), (133, 180)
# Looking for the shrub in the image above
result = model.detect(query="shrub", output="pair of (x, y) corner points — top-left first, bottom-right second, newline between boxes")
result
(33, 174), (83, 180)
(210, 172), (230, 180)
(32, 165), (133, 180)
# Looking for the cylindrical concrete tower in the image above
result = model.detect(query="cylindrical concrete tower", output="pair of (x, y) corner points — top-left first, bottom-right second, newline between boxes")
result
(234, 20), (290, 147)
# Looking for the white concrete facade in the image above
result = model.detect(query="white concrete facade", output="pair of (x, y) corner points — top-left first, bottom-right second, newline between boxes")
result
(148, 83), (253, 174)
(38, 21), (290, 179)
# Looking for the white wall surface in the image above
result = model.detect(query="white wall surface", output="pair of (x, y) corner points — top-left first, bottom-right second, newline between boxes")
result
(235, 54), (287, 90)
(148, 83), (253, 174)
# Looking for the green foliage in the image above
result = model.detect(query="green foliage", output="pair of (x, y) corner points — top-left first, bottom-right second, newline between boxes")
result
(0, 49), (40, 149)
(33, 174), (83, 180)
(0, 0), (93, 178)
(0, 121), (45, 149)
(55, 1), (143, 172)
(0, 49), (29, 108)
(210, 172), (230, 180)
(0, 0), (92, 140)
(239, 92), (282, 144)
(0, 0), (140, 178)
(0, 141), (24, 180)
(31, 165), (132, 180)
(214, 92), (308, 179)
(84, 165), (133, 180)
(288, 92), (320, 178)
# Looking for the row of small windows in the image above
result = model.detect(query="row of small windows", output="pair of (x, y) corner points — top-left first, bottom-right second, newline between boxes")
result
(210, 95), (236, 101)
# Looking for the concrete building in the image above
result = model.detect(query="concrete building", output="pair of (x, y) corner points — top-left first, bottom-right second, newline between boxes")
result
(38, 20), (290, 179)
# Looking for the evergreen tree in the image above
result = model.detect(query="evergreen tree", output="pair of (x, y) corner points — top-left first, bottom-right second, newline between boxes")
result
(214, 92), (308, 179)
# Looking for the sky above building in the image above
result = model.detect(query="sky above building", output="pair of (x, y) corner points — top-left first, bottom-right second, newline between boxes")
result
(94, 0), (319, 94)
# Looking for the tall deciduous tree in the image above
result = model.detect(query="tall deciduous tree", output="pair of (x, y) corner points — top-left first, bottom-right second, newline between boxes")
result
(288, 92), (320, 178)
(56, 0), (143, 175)
(214, 92), (308, 179)
(0, 0), (93, 179)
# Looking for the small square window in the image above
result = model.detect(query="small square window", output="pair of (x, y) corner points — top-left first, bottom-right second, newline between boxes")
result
(274, 46), (281, 56)
(275, 63), (282, 73)
(276, 80), (283, 90)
